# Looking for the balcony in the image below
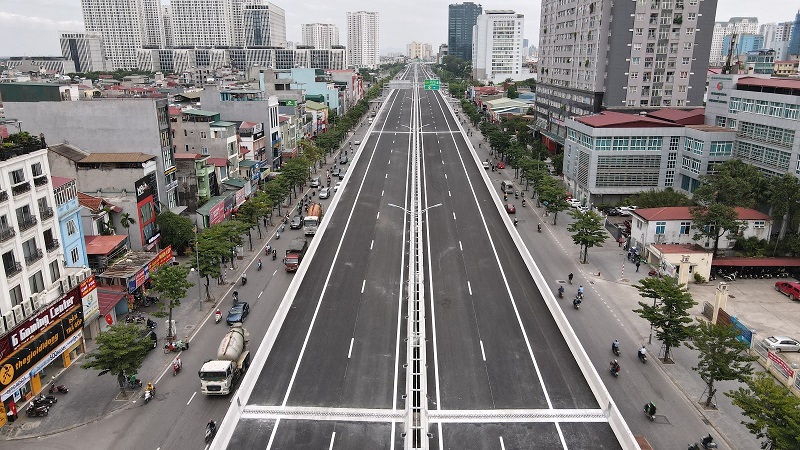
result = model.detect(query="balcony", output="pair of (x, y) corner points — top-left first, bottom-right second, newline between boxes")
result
(34, 175), (49, 187)
(39, 207), (54, 220)
(0, 227), (16, 242)
(12, 182), (31, 196)
(25, 249), (43, 265)
(0, 191), (7, 203)
(46, 239), (60, 252)
(4, 262), (22, 278)
(18, 215), (38, 232)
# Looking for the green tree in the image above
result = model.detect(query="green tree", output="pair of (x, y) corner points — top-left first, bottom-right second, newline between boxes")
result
(194, 227), (228, 299)
(538, 180), (569, 225)
(149, 264), (193, 340)
(685, 320), (757, 407)
(632, 276), (696, 362)
(765, 174), (800, 239)
(550, 152), (563, 176)
(690, 203), (746, 256)
(82, 323), (152, 389)
(506, 84), (519, 99)
(567, 209), (608, 263)
(726, 372), (800, 450)
(156, 211), (194, 255)
(694, 159), (767, 208)
(626, 188), (693, 208)
(119, 212), (136, 242)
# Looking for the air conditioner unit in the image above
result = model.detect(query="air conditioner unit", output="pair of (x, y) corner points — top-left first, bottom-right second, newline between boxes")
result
(21, 299), (33, 316)
(12, 305), (24, 323)
(3, 311), (16, 329)
(33, 292), (45, 309)
(67, 274), (77, 289)
(0, 319), (6, 335)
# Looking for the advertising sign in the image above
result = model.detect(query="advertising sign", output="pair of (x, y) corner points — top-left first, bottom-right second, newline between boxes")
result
(0, 330), (83, 401)
(209, 200), (226, 225)
(148, 246), (173, 273)
(8, 286), (81, 352)
(768, 351), (795, 377)
(80, 275), (100, 323)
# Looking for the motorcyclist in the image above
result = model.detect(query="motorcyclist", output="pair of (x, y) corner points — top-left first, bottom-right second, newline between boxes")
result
(257, 259), (262, 270)
(645, 401), (656, 417)
(215, 308), (222, 322)
(522, 198), (526, 207)
(577, 285), (584, 297)
(557, 285), (565, 297)
(612, 339), (620, 352)
(638, 346), (647, 360)
(241, 273), (248, 285)
(175, 357), (182, 370)
(573, 296), (581, 307)
(513, 217), (518, 227)
(206, 419), (217, 438)
(568, 272), (573, 284)
(610, 360), (620, 373)
(146, 382), (154, 392)
(701, 435), (715, 448)
(537, 223), (542, 232)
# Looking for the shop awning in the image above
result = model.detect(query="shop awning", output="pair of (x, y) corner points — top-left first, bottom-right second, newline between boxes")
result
(97, 285), (127, 316)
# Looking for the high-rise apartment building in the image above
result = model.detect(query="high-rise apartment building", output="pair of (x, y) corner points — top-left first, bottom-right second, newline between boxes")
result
(59, 31), (108, 73)
(141, 0), (165, 47)
(302, 23), (340, 49)
(535, 0), (717, 150)
(407, 42), (433, 60)
(346, 11), (380, 69)
(243, 3), (286, 48)
(710, 17), (759, 66)
(760, 23), (777, 49)
(448, 2), (482, 61)
(471, 10), (525, 83)
(170, 0), (235, 47)
(788, 12), (800, 57)
(80, 0), (145, 69)
(162, 5), (174, 48)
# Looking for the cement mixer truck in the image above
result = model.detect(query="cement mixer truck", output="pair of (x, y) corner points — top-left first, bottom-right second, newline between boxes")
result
(198, 324), (250, 395)
(303, 203), (323, 235)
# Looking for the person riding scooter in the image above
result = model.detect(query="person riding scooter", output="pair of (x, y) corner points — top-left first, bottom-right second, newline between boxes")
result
(522, 198), (526, 207)
(272, 248), (277, 260)
(537, 223), (542, 232)
(557, 285), (564, 298)
(638, 346), (648, 362)
(612, 339), (621, 355)
(241, 273), (247, 285)
(568, 272), (574, 284)
(257, 258), (262, 271)
(573, 296), (582, 309)
(609, 360), (620, 376)
(513, 217), (518, 227)
(205, 419), (217, 444)
(215, 308), (222, 324)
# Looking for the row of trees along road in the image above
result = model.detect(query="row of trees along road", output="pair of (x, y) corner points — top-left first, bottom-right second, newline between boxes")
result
(81, 63), (405, 391)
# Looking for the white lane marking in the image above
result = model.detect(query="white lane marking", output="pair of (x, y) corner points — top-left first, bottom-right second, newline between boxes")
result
(258, 291), (263, 299)
(453, 212), (457, 220)
(186, 391), (196, 405)
(442, 160), (445, 165)
(272, 269), (277, 276)
(388, 159), (391, 165)
(500, 437), (506, 450)
(348, 338), (354, 358)
(448, 191), (451, 197)
(459, 241), (463, 251)
(382, 190), (385, 197)
(328, 432), (336, 450)
(445, 174), (448, 179)
(468, 281), (472, 295)
(480, 340), (486, 361)
(361, 279), (366, 293)
(385, 173), (388, 178)
(377, 211), (381, 220)
(370, 240), (374, 250)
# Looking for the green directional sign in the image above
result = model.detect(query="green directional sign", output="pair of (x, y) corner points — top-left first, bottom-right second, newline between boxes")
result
(424, 79), (440, 90)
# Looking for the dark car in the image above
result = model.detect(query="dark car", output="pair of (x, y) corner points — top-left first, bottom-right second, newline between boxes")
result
(226, 302), (250, 325)
(604, 207), (620, 216)
(505, 203), (516, 214)
(290, 215), (303, 229)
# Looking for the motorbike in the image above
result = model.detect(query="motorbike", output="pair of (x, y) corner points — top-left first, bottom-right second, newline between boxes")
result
(49, 383), (69, 394)
(557, 288), (564, 299)
(688, 435), (718, 449)
(33, 394), (57, 406)
(272, 251), (277, 261)
(173, 360), (182, 376)
(215, 310), (222, 324)
(127, 378), (143, 389)
(144, 386), (155, 404)
(205, 421), (217, 444)
(26, 404), (49, 417)
(638, 349), (648, 363)
(513, 218), (518, 227)
(573, 297), (581, 309)
(257, 260), (262, 271)
(146, 318), (157, 329)
(522, 199), (526, 207)
(612, 342), (621, 357)
(537, 224), (542, 233)
(241, 274), (248, 286)
(609, 362), (620, 378)
(643, 403), (656, 421)
(164, 340), (188, 353)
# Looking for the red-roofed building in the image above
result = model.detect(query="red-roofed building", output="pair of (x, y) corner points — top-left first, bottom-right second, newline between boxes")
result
(574, 111), (681, 128)
(645, 108), (705, 125)
(628, 206), (772, 256)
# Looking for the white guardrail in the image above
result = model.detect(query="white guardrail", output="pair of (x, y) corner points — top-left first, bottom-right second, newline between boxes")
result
(442, 94), (641, 450)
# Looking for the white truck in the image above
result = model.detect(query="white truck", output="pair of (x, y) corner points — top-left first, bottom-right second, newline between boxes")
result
(198, 324), (250, 395)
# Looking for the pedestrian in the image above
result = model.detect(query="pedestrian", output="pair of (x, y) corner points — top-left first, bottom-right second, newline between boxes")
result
(263, 217), (267, 227)
(618, 236), (623, 247)
(636, 261), (641, 272)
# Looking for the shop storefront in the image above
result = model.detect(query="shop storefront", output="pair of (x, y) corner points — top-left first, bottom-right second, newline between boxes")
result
(0, 286), (84, 426)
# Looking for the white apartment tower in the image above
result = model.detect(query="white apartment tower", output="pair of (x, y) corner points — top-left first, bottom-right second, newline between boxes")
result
(536, 0), (718, 149)
(710, 18), (759, 66)
(761, 23), (778, 49)
(162, 5), (174, 48)
(471, 10), (525, 83)
(243, 3), (287, 48)
(407, 42), (433, 60)
(170, 0), (235, 47)
(141, 0), (165, 47)
(81, 0), (144, 69)
(347, 11), (380, 69)
(59, 31), (108, 73)
(302, 23), (340, 49)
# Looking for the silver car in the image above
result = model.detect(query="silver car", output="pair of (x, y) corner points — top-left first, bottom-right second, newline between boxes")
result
(761, 336), (800, 353)
(318, 187), (330, 199)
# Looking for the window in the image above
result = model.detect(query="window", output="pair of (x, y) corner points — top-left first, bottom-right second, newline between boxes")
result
(67, 220), (77, 236)
(632, 57), (640, 65)
(49, 260), (60, 282)
(710, 142), (732, 156)
(635, 28), (643, 36)
(29, 270), (45, 294)
(685, 28), (694, 35)
(683, 43), (693, 50)
(3, 250), (18, 276)
(655, 222), (666, 235)
(669, 137), (680, 152)
(630, 72), (639, 79)
(679, 221), (691, 235)
(200, 131), (208, 139)
(633, 43), (642, 51)
(9, 168), (25, 185)
(687, 12), (696, 20)
(31, 162), (43, 177)
(753, 221), (766, 229)
(716, 116), (726, 127)
(70, 247), (80, 264)
(201, 147), (209, 155)
(140, 201), (155, 224)
(680, 71), (688, 79)
(9, 285), (23, 307)
(682, 57), (690, 65)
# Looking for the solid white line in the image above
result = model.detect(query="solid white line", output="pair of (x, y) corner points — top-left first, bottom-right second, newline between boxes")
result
(468, 281), (472, 296)
(500, 436), (506, 450)
(348, 338), (354, 358)
(453, 212), (457, 220)
(187, 391), (196, 405)
(480, 340), (486, 361)
(459, 241), (463, 251)
(377, 211), (381, 220)
(382, 190), (385, 196)
(272, 269), (277, 276)
(370, 240), (374, 250)
(388, 159), (391, 165)
(328, 432), (336, 450)
(445, 174), (448, 179)
(258, 291), (263, 299)
(361, 279), (366, 293)
(386, 173), (388, 178)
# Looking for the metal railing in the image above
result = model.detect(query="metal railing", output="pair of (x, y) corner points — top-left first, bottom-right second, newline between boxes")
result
(0, 190), (8, 203)
(25, 248), (43, 265)
(33, 175), (49, 187)
(0, 226), (15, 242)
(18, 215), (38, 231)
(46, 239), (60, 252)
(4, 262), (22, 277)
(12, 182), (31, 196)
(39, 207), (54, 219)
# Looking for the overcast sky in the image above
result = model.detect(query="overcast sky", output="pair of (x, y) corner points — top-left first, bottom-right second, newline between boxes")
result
(0, 0), (798, 57)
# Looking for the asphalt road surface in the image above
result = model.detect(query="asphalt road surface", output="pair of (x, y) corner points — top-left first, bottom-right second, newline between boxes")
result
(219, 64), (624, 449)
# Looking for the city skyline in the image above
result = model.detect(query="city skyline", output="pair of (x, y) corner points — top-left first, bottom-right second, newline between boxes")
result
(0, 0), (798, 57)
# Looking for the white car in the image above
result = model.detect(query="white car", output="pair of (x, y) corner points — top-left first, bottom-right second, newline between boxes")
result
(318, 187), (330, 199)
(576, 205), (590, 213)
(617, 205), (638, 216)
(568, 199), (582, 208)
(334, 181), (342, 192)
(482, 161), (490, 170)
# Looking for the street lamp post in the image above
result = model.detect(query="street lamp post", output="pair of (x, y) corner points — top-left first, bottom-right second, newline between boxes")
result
(193, 225), (202, 310)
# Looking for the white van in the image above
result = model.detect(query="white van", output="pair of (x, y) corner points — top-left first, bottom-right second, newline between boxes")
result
(500, 180), (515, 194)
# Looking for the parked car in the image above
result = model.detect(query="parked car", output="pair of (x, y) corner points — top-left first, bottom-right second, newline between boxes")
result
(226, 302), (250, 326)
(604, 207), (620, 216)
(568, 199), (582, 208)
(576, 205), (590, 213)
(319, 187), (331, 199)
(775, 281), (800, 301)
(496, 161), (506, 169)
(618, 205), (638, 216)
(339, 154), (348, 164)
(505, 203), (516, 214)
(761, 335), (800, 353)
(290, 215), (303, 230)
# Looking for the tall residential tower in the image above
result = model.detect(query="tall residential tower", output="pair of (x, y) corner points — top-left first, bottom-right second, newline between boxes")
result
(242, 3), (287, 47)
(346, 11), (380, 69)
(80, 0), (144, 69)
(448, 2), (482, 61)
(710, 17), (759, 66)
(302, 23), (340, 49)
(471, 10), (525, 83)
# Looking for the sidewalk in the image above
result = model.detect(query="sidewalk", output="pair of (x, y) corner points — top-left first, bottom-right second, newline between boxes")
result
(0, 130), (357, 440)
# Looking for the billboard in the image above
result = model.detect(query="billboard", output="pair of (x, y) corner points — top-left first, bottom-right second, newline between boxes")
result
(136, 173), (160, 246)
